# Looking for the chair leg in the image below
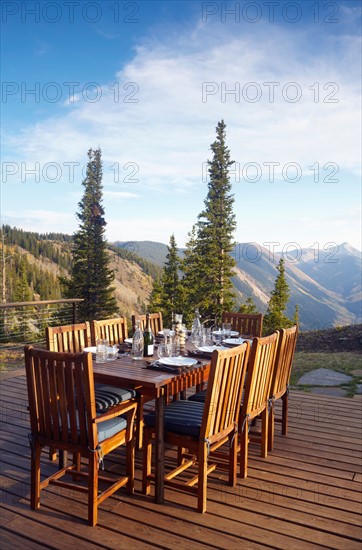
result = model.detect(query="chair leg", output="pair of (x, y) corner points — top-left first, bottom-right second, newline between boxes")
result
(88, 451), (98, 527)
(229, 432), (238, 487)
(261, 408), (269, 458)
(142, 429), (152, 495)
(136, 395), (144, 450)
(177, 446), (186, 466)
(31, 442), (41, 510)
(282, 393), (288, 435)
(126, 436), (135, 495)
(49, 447), (57, 461)
(197, 444), (208, 513)
(268, 402), (275, 452)
(239, 420), (249, 479)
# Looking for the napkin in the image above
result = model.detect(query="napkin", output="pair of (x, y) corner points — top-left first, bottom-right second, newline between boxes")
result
(145, 360), (201, 374)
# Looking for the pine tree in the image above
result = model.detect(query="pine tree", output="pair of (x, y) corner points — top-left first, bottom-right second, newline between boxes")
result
(263, 258), (294, 334)
(13, 261), (32, 302)
(61, 148), (118, 321)
(239, 296), (259, 314)
(149, 234), (183, 326)
(182, 120), (236, 323)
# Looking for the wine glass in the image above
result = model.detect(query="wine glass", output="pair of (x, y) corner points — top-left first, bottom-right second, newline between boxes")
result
(212, 327), (223, 347)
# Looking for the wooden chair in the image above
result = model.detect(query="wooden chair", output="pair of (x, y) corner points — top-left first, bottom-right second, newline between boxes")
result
(239, 331), (279, 478)
(24, 346), (137, 526)
(221, 312), (263, 337)
(268, 324), (298, 451)
(45, 322), (137, 458)
(131, 312), (163, 335)
(142, 343), (250, 512)
(91, 317), (128, 345)
(46, 322), (91, 352)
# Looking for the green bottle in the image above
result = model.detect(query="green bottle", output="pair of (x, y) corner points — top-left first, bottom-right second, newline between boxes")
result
(143, 313), (154, 357)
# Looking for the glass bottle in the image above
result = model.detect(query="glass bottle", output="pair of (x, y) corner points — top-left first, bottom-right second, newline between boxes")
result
(191, 308), (202, 343)
(131, 320), (144, 360)
(143, 313), (154, 357)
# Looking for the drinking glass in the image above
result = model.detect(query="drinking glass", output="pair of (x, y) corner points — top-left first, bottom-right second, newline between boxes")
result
(171, 335), (180, 357)
(107, 345), (118, 361)
(96, 339), (107, 363)
(157, 344), (171, 360)
(212, 328), (223, 346)
(222, 322), (232, 341)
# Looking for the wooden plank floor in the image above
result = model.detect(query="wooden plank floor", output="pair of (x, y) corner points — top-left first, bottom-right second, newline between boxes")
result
(0, 372), (361, 549)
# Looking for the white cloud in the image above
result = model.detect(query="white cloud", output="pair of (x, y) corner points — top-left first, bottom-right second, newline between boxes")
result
(2, 210), (77, 234)
(2, 16), (361, 249)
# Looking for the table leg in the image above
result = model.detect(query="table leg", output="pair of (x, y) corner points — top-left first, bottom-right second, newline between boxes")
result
(154, 387), (165, 504)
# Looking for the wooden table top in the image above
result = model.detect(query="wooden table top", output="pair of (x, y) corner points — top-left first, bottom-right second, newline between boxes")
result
(92, 353), (209, 390)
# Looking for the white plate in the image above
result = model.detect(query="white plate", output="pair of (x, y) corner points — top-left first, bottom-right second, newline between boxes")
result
(124, 338), (133, 344)
(212, 330), (239, 337)
(158, 330), (175, 337)
(83, 346), (97, 353)
(223, 338), (252, 346)
(159, 357), (197, 367)
(195, 345), (228, 354)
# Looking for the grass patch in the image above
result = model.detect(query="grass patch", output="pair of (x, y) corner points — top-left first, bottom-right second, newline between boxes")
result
(291, 351), (362, 386)
(0, 349), (24, 372)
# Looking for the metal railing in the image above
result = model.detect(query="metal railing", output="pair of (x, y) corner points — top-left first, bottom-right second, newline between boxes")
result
(0, 299), (84, 349)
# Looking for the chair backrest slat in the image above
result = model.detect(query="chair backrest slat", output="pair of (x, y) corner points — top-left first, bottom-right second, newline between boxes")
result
(25, 346), (96, 449)
(271, 325), (298, 399)
(91, 317), (128, 345)
(201, 344), (250, 442)
(242, 332), (279, 419)
(221, 312), (263, 337)
(46, 323), (91, 353)
(131, 312), (163, 335)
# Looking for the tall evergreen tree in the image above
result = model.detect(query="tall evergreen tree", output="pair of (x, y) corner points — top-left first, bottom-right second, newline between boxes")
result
(161, 234), (183, 325)
(263, 258), (294, 334)
(61, 148), (118, 321)
(149, 234), (183, 326)
(182, 120), (236, 323)
(239, 296), (259, 314)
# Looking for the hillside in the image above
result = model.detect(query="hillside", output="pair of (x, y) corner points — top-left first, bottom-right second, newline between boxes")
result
(1, 227), (155, 317)
(2, 227), (361, 330)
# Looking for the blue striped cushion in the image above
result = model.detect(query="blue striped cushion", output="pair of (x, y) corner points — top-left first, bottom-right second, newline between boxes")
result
(145, 400), (205, 437)
(97, 415), (127, 441)
(188, 389), (207, 403)
(95, 385), (136, 412)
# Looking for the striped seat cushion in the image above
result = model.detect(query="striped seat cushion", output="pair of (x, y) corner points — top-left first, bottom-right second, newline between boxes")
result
(188, 389), (207, 403)
(145, 400), (205, 437)
(95, 385), (136, 412)
(189, 388), (245, 404)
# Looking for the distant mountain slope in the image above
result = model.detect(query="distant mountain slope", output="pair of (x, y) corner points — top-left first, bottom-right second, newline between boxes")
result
(4, 226), (361, 330)
(114, 241), (169, 267)
(286, 242), (361, 299)
(122, 240), (361, 330)
(232, 242), (361, 330)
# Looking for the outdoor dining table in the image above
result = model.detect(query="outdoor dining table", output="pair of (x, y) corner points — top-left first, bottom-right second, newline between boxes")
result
(93, 352), (210, 504)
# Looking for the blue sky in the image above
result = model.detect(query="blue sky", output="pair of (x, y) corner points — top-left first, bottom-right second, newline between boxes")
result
(1, 0), (361, 254)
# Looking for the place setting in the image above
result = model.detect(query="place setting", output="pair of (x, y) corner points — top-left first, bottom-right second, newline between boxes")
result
(84, 340), (119, 362)
(187, 323), (233, 357)
(145, 340), (201, 373)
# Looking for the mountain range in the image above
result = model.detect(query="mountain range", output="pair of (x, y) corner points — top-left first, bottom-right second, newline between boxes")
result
(3, 226), (361, 331)
(115, 240), (362, 330)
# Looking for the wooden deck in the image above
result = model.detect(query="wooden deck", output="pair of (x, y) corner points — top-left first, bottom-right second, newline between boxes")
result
(0, 370), (361, 549)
